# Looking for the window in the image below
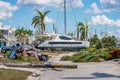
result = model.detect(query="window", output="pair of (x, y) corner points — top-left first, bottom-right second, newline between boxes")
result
(59, 36), (72, 40)
(49, 42), (82, 44)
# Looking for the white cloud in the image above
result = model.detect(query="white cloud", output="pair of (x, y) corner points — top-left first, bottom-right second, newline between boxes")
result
(106, 31), (114, 36)
(116, 30), (120, 37)
(68, 0), (84, 8)
(0, 22), (3, 25)
(85, 3), (101, 14)
(0, 1), (18, 20)
(116, 30), (120, 36)
(86, 0), (120, 14)
(0, 22), (3, 27)
(90, 15), (120, 27)
(17, 0), (84, 9)
(45, 17), (55, 24)
(117, 30), (120, 33)
(100, 0), (120, 11)
(116, 20), (120, 27)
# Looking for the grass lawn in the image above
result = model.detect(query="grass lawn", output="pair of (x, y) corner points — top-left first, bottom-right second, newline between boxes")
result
(0, 69), (32, 80)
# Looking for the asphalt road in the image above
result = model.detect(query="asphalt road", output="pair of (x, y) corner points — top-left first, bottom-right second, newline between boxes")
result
(39, 62), (120, 80)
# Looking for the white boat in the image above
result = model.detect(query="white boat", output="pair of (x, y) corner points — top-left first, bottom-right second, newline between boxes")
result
(37, 0), (90, 50)
(38, 34), (90, 51)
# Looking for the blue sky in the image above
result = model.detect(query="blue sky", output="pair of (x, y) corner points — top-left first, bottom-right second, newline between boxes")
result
(0, 0), (120, 38)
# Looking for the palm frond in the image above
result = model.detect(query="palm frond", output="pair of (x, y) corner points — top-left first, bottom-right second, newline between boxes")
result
(36, 10), (43, 17)
(43, 10), (50, 17)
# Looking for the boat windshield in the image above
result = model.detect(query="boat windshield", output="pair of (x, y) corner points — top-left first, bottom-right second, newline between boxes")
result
(59, 36), (72, 40)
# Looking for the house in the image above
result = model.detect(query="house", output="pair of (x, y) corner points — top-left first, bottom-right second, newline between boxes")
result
(0, 24), (16, 48)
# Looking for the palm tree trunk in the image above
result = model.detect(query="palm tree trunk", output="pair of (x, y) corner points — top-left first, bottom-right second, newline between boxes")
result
(77, 31), (79, 40)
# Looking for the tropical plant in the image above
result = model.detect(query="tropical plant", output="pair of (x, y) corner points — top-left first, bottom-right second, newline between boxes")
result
(85, 19), (88, 40)
(102, 36), (116, 48)
(26, 29), (33, 45)
(61, 49), (111, 62)
(15, 27), (33, 44)
(76, 19), (89, 41)
(96, 40), (102, 49)
(61, 56), (72, 61)
(32, 10), (50, 34)
(89, 34), (102, 49)
(76, 22), (85, 40)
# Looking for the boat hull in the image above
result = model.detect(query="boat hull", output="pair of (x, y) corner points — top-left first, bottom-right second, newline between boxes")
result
(37, 35), (90, 51)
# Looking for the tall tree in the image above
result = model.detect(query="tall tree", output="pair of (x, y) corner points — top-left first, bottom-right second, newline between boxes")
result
(32, 10), (50, 34)
(76, 22), (85, 40)
(85, 19), (88, 40)
(26, 29), (33, 45)
(89, 34), (102, 49)
(15, 27), (33, 44)
(102, 36), (116, 48)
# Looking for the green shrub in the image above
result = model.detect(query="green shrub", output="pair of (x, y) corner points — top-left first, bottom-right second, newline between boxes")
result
(89, 55), (101, 62)
(87, 48), (96, 53)
(4, 51), (10, 58)
(16, 56), (37, 62)
(61, 48), (111, 62)
(73, 55), (86, 62)
(60, 56), (71, 61)
(26, 56), (37, 62)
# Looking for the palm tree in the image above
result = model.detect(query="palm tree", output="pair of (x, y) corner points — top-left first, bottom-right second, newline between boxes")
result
(76, 22), (85, 40)
(89, 34), (102, 49)
(102, 36), (116, 48)
(32, 10), (50, 34)
(15, 27), (33, 44)
(85, 19), (88, 40)
(26, 29), (33, 45)
(27, 29), (33, 36)
(15, 27), (25, 44)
